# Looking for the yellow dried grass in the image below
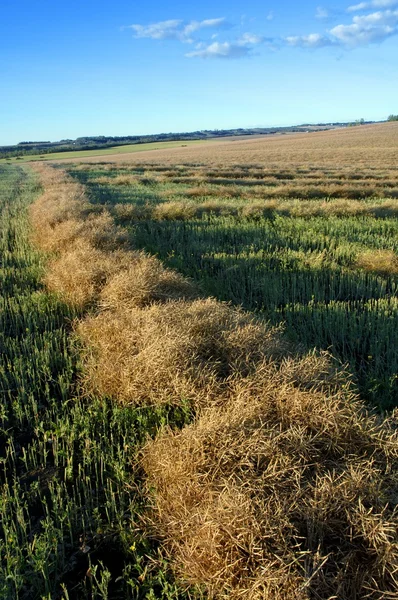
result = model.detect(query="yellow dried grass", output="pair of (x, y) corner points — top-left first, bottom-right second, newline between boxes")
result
(94, 174), (141, 185)
(76, 299), (287, 405)
(356, 249), (398, 276)
(153, 201), (197, 221)
(143, 371), (398, 599)
(29, 165), (129, 253)
(109, 197), (398, 223)
(112, 203), (152, 222)
(100, 253), (198, 309)
(44, 241), (133, 308)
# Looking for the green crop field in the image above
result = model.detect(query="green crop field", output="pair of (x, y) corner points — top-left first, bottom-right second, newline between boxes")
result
(0, 140), (211, 164)
(0, 164), (195, 599)
(67, 162), (398, 409)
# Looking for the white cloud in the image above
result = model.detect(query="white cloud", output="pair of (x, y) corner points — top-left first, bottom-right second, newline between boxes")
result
(186, 41), (253, 58)
(129, 20), (184, 40)
(128, 15), (268, 59)
(349, 8), (398, 24)
(128, 17), (227, 43)
(267, 11), (274, 21)
(238, 32), (265, 44)
(285, 6), (398, 50)
(285, 33), (333, 47)
(128, 6), (398, 60)
(330, 9), (398, 45)
(347, 0), (398, 12)
(183, 18), (227, 36)
(186, 32), (266, 59)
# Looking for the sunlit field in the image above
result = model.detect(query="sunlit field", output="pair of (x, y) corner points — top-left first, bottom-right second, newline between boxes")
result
(2, 123), (398, 599)
(67, 121), (398, 169)
(65, 124), (398, 408)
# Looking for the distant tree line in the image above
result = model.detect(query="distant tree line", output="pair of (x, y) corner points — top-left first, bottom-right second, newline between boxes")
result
(387, 114), (398, 121)
(0, 121), (378, 160)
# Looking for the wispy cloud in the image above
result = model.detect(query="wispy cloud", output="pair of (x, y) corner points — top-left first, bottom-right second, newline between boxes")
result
(183, 18), (229, 36)
(186, 41), (253, 59)
(127, 15), (267, 59)
(238, 32), (265, 44)
(347, 0), (398, 12)
(286, 33), (334, 47)
(127, 18), (228, 43)
(126, 5), (398, 59)
(186, 33), (266, 59)
(128, 20), (183, 40)
(330, 9), (398, 45)
(267, 11), (275, 21)
(285, 5), (398, 49)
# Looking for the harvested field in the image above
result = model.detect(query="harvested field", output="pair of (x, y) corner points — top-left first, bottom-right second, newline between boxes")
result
(5, 122), (396, 599)
(63, 125), (398, 408)
(60, 122), (398, 169)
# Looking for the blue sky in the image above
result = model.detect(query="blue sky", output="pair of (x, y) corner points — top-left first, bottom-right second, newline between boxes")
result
(1, 0), (397, 144)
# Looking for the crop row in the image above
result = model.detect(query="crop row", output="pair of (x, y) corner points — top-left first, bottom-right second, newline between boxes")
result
(0, 165), (191, 599)
(67, 165), (398, 408)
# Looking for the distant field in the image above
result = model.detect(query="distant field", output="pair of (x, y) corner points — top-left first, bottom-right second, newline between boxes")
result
(0, 139), (211, 163)
(66, 121), (398, 168)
